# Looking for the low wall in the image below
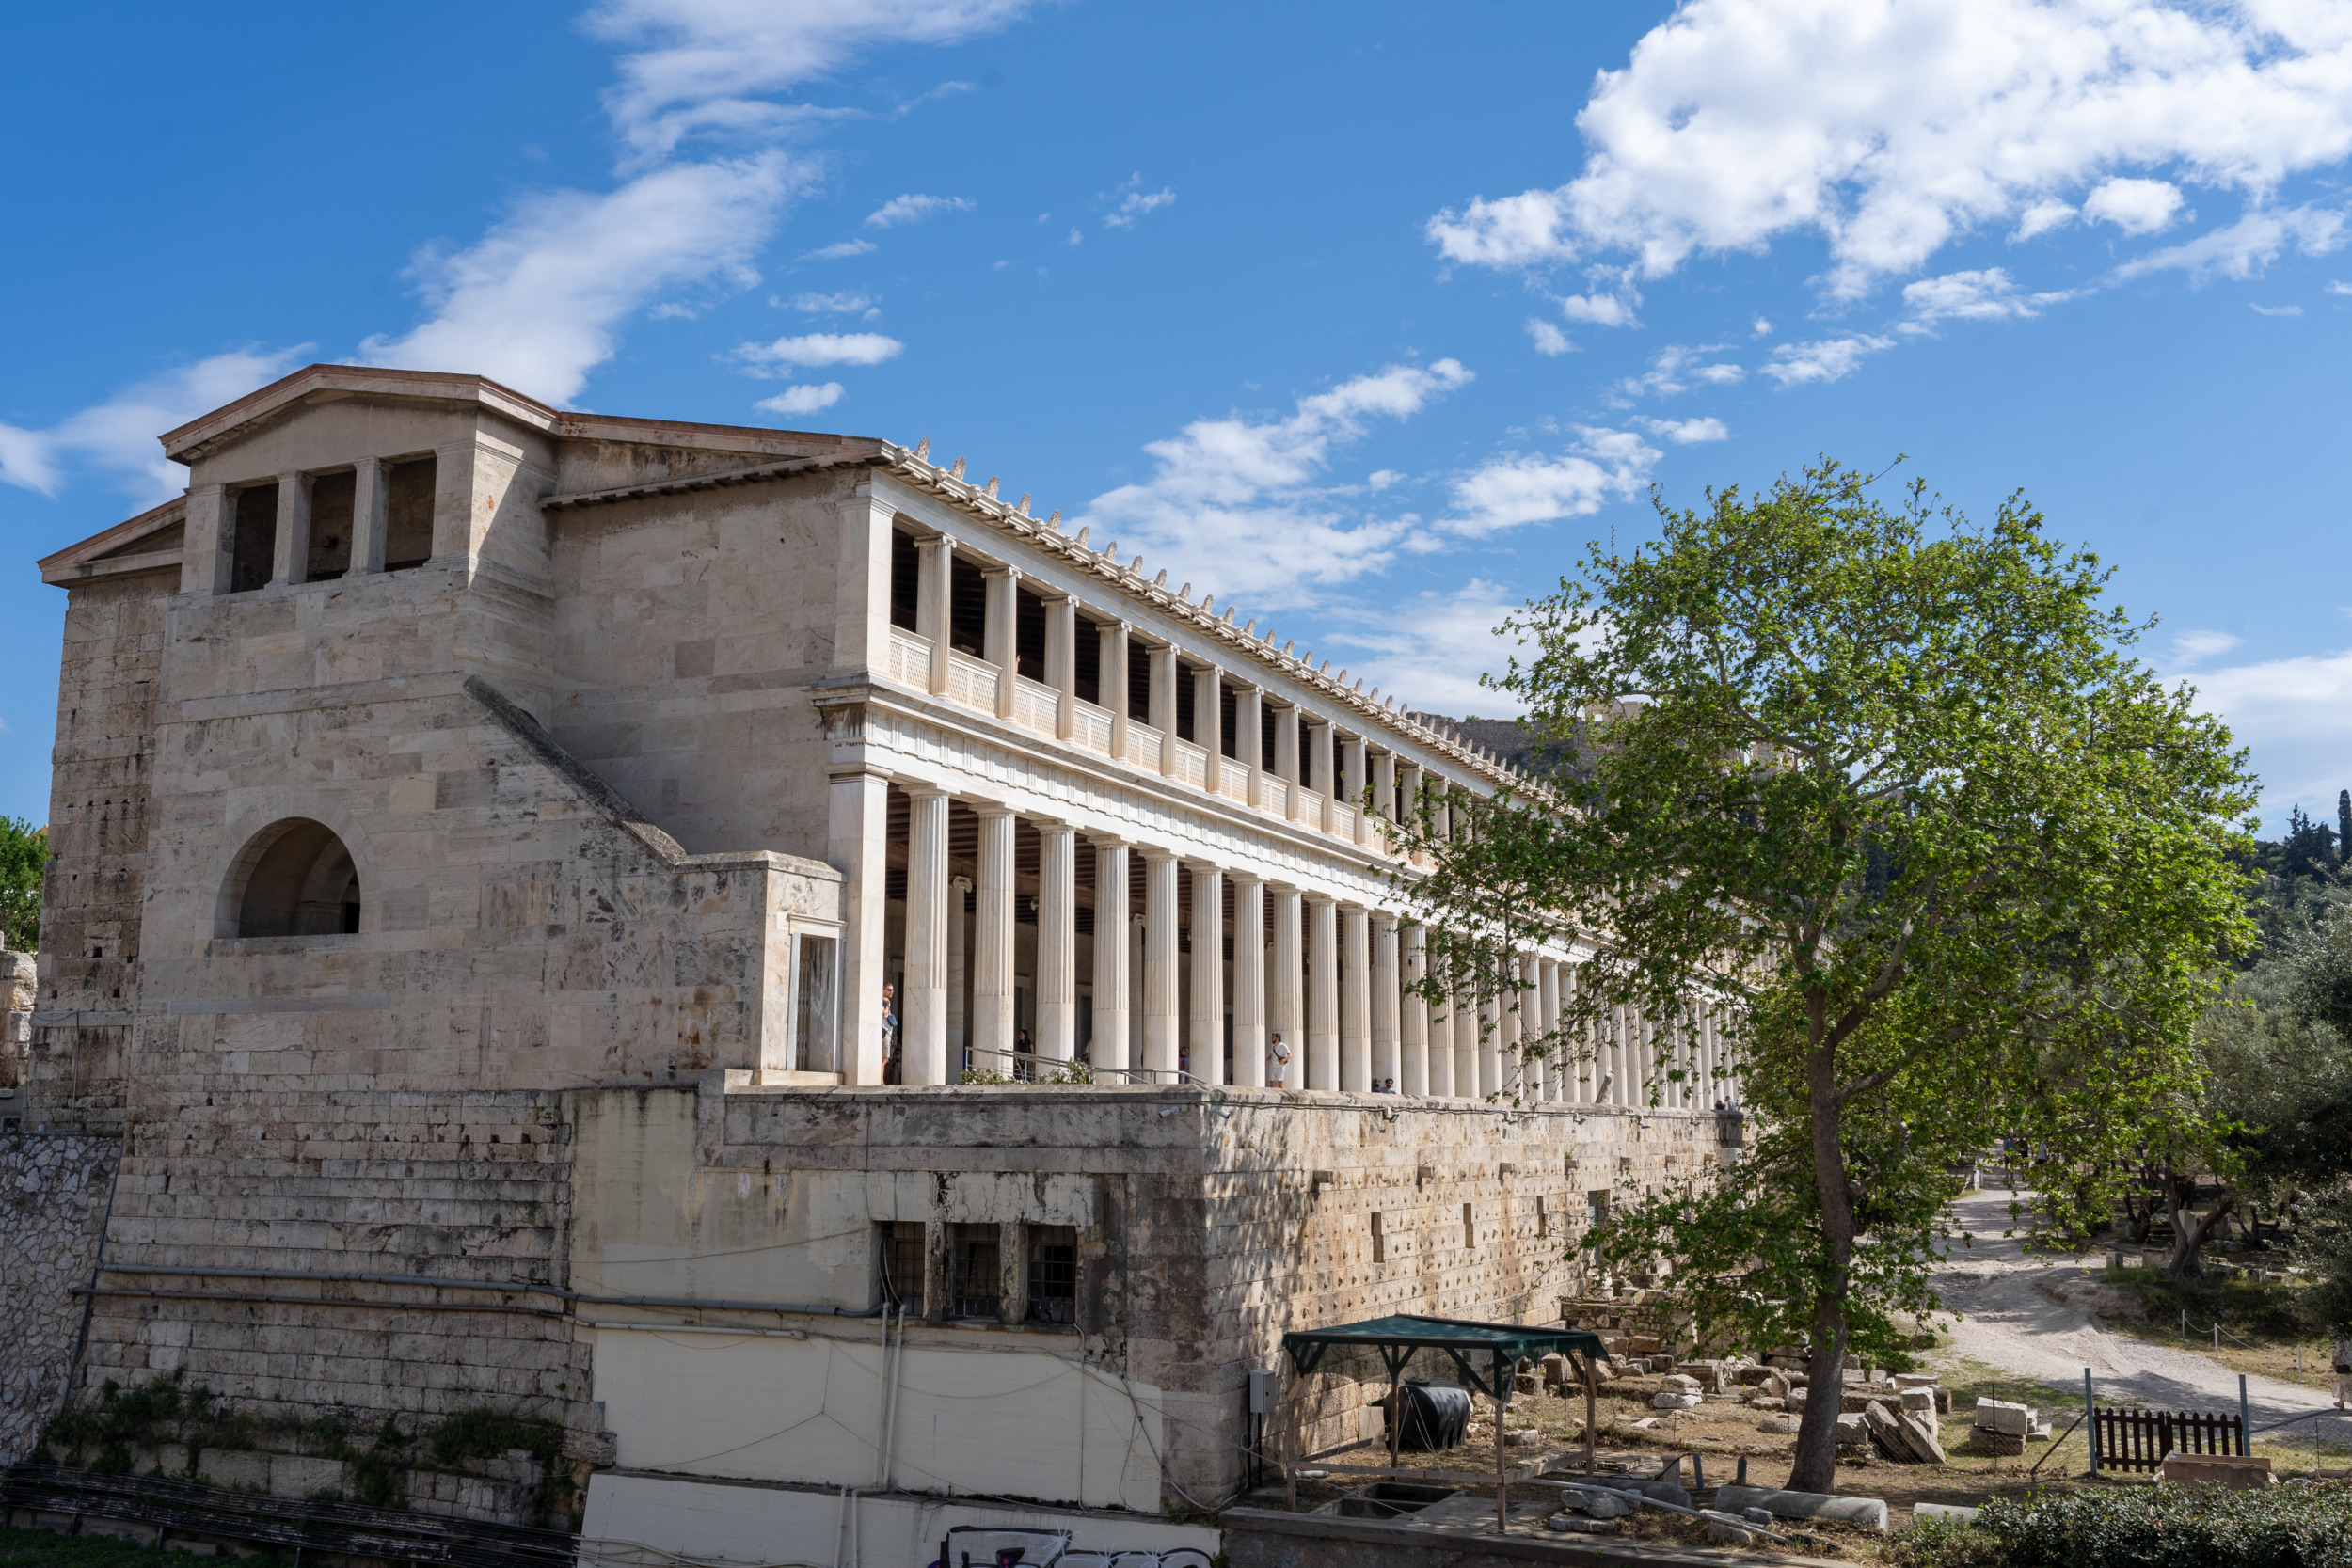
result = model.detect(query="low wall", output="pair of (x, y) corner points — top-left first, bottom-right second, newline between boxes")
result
(0, 1131), (120, 1464)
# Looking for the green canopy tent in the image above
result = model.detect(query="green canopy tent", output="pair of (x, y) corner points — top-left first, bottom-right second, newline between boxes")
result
(1277, 1315), (1613, 1530)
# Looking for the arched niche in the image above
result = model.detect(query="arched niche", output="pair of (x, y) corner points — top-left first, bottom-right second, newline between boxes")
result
(222, 818), (362, 938)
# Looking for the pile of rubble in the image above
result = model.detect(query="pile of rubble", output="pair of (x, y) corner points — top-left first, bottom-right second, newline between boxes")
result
(1959, 1398), (2051, 1457)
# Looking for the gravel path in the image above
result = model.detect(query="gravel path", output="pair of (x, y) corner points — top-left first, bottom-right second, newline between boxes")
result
(1928, 1187), (2346, 1441)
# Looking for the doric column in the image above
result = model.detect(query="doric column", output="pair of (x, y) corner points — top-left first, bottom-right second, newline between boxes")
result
(1308, 721), (1335, 832)
(1187, 862), (1225, 1085)
(1373, 751), (1398, 849)
(1036, 821), (1076, 1063)
(915, 533), (957, 695)
(947, 874), (970, 1074)
(1397, 761), (1424, 862)
(1371, 913), (1399, 1090)
(902, 785), (951, 1086)
(1270, 885), (1303, 1085)
(972, 804), (1017, 1075)
(1399, 922), (1428, 1098)
(1455, 985), (1481, 1101)
(1232, 875), (1266, 1087)
(983, 566), (1021, 720)
(1343, 736), (1369, 845)
(1046, 594), (1078, 739)
(349, 459), (388, 576)
(1479, 988), (1502, 1099)
(1340, 904), (1371, 1092)
(1426, 979), (1454, 1099)
(271, 471), (310, 586)
(1307, 895), (1339, 1091)
(1142, 849), (1181, 1079)
(1191, 665), (1223, 791)
(828, 767), (891, 1085)
(1537, 958), (1562, 1102)
(1149, 644), (1178, 777)
(1496, 960), (1521, 1098)
(1235, 685), (1263, 807)
(1089, 840), (1130, 1074)
(1275, 705), (1302, 821)
(1098, 621), (1131, 759)
(1520, 951), (1544, 1101)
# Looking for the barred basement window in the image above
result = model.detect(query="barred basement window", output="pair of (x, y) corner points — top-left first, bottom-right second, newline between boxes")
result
(951, 1224), (1001, 1320)
(878, 1222), (926, 1315)
(1027, 1225), (1076, 1323)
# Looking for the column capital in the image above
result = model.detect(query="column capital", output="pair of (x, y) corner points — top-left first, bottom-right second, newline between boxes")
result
(1226, 868), (1265, 888)
(1183, 856), (1224, 876)
(902, 781), (950, 800)
(1138, 844), (1180, 863)
(914, 531), (958, 556)
(981, 562), (1023, 583)
(1087, 833), (1135, 851)
(1033, 816), (1076, 837)
(1372, 909), (1399, 931)
(950, 874), (974, 893)
(972, 800), (1018, 822)
(1305, 891), (1337, 908)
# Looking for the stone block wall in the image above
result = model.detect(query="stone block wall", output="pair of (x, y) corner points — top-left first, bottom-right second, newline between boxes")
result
(0, 1132), (121, 1464)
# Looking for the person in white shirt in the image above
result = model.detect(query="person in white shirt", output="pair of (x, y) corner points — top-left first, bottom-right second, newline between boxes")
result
(1268, 1031), (1293, 1088)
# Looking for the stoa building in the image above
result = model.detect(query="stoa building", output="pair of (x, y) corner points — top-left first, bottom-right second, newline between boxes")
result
(11, 365), (1737, 1563)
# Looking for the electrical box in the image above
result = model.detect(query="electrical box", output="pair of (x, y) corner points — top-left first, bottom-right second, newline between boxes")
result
(1248, 1367), (1279, 1414)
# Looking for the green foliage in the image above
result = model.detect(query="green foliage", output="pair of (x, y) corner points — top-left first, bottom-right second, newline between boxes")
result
(1946, 1482), (2352, 1567)
(2296, 1180), (2352, 1335)
(0, 1524), (212, 1568)
(0, 816), (44, 953)
(40, 1379), (258, 1475)
(1887, 1513), (2007, 1568)
(423, 1408), (571, 1525)
(1390, 458), (2256, 1488)
(2102, 1264), (2310, 1339)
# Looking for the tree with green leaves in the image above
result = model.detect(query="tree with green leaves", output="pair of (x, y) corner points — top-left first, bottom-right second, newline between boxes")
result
(0, 816), (44, 953)
(1390, 460), (2256, 1491)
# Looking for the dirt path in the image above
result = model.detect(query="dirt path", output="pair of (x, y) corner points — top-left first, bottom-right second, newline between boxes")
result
(1928, 1187), (2342, 1439)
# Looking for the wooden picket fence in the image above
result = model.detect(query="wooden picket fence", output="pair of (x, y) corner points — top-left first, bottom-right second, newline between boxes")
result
(2093, 1406), (2243, 1472)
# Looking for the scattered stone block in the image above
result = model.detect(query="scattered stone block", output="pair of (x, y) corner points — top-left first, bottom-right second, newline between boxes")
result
(1549, 1514), (1617, 1533)
(1652, 1390), (1702, 1410)
(1662, 1373), (1701, 1393)
(1899, 1388), (1936, 1414)
(1757, 1415), (1801, 1433)
(1750, 1396), (1787, 1412)
(1960, 1428), (2026, 1457)
(1975, 1398), (2036, 1436)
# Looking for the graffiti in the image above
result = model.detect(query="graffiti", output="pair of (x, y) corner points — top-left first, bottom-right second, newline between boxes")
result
(936, 1526), (1214, 1568)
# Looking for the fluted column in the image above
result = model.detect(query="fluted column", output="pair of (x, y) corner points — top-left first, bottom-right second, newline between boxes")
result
(1457, 985), (1484, 1100)
(983, 566), (1021, 720)
(1339, 904), (1371, 1092)
(973, 804), (1017, 1075)
(1370, 913), (1399, 1090)
(1427, 975), (1454, 1099)
(1232, 875), (1266, 1088)
(1099, 622), (1131, 759)
(829, 768), (890, 1085)
(1399, 922), (1428, 1098)
(902, 785), (950, 1085)
(1518, 952), (1543, 1100)
(1270, 885), (1303, 1086)
(1496, 960), (1521, 1099)
(1373, 752), (1398, 850)
(1306, 895), (1339, 1091)
(1036, 821), (1076, 1064)
(947, 874), (970, 1075)
(1308, 721), (1335, 832)
(1537, 958), (1561, 1102)
(1187, 862), (1225, 1085)
(1046, 594), (1078, 739)
(1142, 849), (1181, 1079)
(916, 534), (957, 694)
(1236, 685), (1263, 807)
(1343, 736), (1369, 845)
(1149, 645), (1178, 778)
(1089, 840), (1131, 1074)
(1192, 665), (1223, 794)
(1275, 706), (1302, 821)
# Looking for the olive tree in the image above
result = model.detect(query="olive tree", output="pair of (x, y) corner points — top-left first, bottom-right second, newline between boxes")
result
(1390, 462), (2254, 1490)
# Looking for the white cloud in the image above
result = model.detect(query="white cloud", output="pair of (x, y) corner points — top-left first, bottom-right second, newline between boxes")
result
(2010, 198), (2077, 241)
(1426, 0), (2352, 298)
(1075, 359), (1473, 602)
(787, 290), (873, 312)
(1444, 428), (1661, 535)
(864, 193), (974, 228)
(2169, 629), (2244, 668)
(803, 238), (880, 260)
(1761, 334), (1895, 387)
(1368, 469), (1401, 490)
(1527, 319), (1575, 356)
(1751, 317), (1771, 336)
(1635, 415), (1729, 444)
(1067, 227), (1084, 245)
(1104, 178), (1176, 230)
(2328, 280), (2352, 294)
(1899, 266), (2042, 327)
(1619, 343), (1744, 398)
(1558, 291), (1639, 327)
(2177, 644), (2352, 831)
(1325, 580), (1533, 718)
(364, 154), (805, 403)
(2081, 177), (2185, 235)
(736, 331), (905, 371)
(2252, 302), (2305, 316)
(755, 381), (846, 416)
(2112, 205), (2346, 283)
(0, 348), (306, 502)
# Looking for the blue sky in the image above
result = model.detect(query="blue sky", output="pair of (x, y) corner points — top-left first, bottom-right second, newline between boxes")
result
(4, 0), (2349, 831)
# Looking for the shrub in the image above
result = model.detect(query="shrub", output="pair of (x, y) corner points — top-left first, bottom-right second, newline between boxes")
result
(1909, 1483), (2352, 1568)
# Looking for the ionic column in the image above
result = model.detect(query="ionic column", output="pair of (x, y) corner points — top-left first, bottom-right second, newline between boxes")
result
(1275, 705), (1302, 821)
(1149, 644), (1179, 778)
(1399, 922), (1428, 1098)
(1098, 622), (1131, 759)
(1192, 665), (1223, 793)
(1371, 913), (1399, 1090)
(1235, 685), (1263, 808)
(1429, 777), (1452, 851)
(915, 534), (957, 695)
(1306, 895), (1339, 1091)
(902, 785), (950, 1085)
(1089, 840), (1131, 1074)
(350, 458), (388, 576)
(1340, 904), (1371, 1092)
(947, 875), (970, 1074)
(272, 470), (311, 586)
(1231, 876), (1266, 1088)
(1142, 849), (1181, 1080)
(1537, 958), (1562, 1102)
(1187, 862), (1225, 1085)
(983, 566), (1021, 720)
(1373, 752), (1398, 850)
(1308, 721), (1335, 832)
(1343, 736), (1369, 845)
(1270, 885), (1303, 1086)
(972, 804), (1017, 1074)
(1045, 595), (1078, 740)
(1036, 821), (1076, 1064)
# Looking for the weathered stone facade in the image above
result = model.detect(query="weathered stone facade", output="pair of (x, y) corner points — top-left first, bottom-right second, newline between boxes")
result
(0, 1132), (119, 1464)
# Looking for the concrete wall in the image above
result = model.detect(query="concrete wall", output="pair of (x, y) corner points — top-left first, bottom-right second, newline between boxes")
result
(0, 1132), (119, 1464)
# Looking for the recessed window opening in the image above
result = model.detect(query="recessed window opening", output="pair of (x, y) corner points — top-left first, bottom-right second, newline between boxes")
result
(879, 1221), (926, 1315)
(1126, 642), (1151, 720)
(1219, 686), (1238, 758)
(889, 530), (920, 631)
(229, 818), (360, 937)
(306, 471), (354, 581)
(950, 1224), (1001, 1319)
(949, 558), (988, 657)
(792, 932), (839, 1072)
(1027, 1225), (1076, 1323)
(384, 457), (436, 571)
(1174, 663), (1196, 742)
(230, 483), (278, 593)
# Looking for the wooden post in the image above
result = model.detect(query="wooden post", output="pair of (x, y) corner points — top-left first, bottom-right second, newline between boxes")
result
(1495, 1380), (1510, 1534)
(1584, 1354), (1598, 1474)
